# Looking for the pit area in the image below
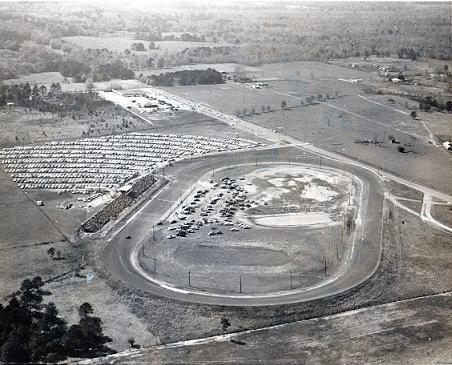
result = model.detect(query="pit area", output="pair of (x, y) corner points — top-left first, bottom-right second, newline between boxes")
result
(140, 163), (363, 295)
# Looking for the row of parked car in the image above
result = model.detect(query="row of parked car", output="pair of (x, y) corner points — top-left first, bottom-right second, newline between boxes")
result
(163, 176), (255, 240)
(0, 132), (257, 193)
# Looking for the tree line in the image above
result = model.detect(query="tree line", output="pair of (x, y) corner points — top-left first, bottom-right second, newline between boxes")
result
(0, 82), (111, 115)
(145, 68), (224, 87)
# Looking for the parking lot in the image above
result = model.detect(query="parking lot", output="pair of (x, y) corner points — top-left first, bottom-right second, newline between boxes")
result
(0, 132), (258, 194)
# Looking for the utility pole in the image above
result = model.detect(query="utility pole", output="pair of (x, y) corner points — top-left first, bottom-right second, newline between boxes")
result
(288, 155), (291, 165)
(152, 257), (156, 274)
(324, 256), (327, 277)
(188, 270), (191, 286)
(141, 244), (146, 257)
(319, 157), (322, 168)
(239, 275), (242, 293)
(152, 224), (155, 240)
(289, 269), (293, 289)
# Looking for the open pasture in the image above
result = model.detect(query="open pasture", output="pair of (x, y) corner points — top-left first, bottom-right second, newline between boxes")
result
(162, 79), (452, 195)
(63, 36), (234, 55)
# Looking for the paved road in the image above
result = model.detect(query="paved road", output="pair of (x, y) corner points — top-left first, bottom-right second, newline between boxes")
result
(101, 147), (384, 306)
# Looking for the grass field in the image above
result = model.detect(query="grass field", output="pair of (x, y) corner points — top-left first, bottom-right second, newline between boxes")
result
(161, 70), (452, 194)
(108, 293), (452, 364)
(63, 36), (234, 55)
(3, 72), (73, 85)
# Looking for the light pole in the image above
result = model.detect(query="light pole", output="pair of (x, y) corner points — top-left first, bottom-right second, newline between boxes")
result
(289, 269), (293, 289)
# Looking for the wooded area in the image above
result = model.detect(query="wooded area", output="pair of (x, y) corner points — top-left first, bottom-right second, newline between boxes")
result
(0, 2), (450, 82)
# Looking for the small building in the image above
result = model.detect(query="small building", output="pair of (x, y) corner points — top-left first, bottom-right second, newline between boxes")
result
(118, 184), (133, 194)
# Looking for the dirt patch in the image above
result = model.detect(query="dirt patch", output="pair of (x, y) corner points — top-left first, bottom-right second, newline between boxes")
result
(252, 212), (333, 227)
(174, 244), (288, 267)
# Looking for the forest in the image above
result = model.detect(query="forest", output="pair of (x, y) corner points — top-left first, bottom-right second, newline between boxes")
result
(145, 68), (224, 86)
(0, 1), (450, 82)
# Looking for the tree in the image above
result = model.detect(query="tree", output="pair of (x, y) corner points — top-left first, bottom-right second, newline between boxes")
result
(78, 302), (94, 319)
(157, 56), (166, 68)
(266, 105), (271, 112)
(127, 337), (137, 348)
(0, 279), (115, 362)
(221, 318), (231, 331)
(281, 100), (287, 110)
(85, 78), (94, 92)
(38, 85), (48, 95)
(47, 247), (55, 259)
(149, 41), (157, 50)
(63, 316), (113, 357)
(261, 105), (266, 113)
(410, 111), (417, 119)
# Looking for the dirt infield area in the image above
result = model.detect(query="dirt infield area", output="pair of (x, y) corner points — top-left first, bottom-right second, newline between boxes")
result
(142, 163), (361, 294)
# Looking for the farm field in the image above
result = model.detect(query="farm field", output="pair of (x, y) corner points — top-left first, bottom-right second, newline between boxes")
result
(249, 61), (373, 81)
(137, 63), (261, 77)
(3, 72), (74, 85)
(63, 36), (235, 55)
(432, 204), (452, 227)
(142, 111), (267, 142)
(162, 73), (452, 194)
(101, 293), (452, 365)
(0, 167), (65, 249)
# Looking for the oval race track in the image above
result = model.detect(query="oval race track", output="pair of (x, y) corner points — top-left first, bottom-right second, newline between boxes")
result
(100, 147), (384, 306)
